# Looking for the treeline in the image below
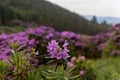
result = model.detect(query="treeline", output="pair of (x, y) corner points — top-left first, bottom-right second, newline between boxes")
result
(0, 0), (109, 35)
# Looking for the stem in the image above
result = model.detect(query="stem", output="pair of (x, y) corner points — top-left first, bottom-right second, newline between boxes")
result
(69, 75), (80, 79)
(55, 61), (58, 71)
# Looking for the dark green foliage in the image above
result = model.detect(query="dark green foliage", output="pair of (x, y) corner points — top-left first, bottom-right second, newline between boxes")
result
(0, 0), (109, 35)
(0, 60), (9, 79)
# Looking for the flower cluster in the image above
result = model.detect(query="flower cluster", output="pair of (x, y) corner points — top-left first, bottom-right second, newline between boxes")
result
(47, 40), (69, 60)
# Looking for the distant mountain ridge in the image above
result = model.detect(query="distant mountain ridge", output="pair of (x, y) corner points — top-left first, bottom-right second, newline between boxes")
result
(84, 15), (120, 25)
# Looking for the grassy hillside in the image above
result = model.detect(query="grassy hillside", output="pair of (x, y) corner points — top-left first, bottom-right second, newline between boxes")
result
(0, 0), (109, 35)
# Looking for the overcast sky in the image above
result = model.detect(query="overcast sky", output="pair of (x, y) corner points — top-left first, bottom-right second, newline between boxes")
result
(46, 0), (120, 18)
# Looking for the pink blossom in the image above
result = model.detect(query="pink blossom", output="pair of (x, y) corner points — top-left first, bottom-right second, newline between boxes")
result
(71, 57), (76, 62)
(80, 70), (85, 75)
(80, 56), (85, 60)
(47, 40), (69, 60)
(67, 62), (74, 67)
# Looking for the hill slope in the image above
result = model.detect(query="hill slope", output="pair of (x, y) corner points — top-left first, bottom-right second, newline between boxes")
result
(0, 0), (109, 35)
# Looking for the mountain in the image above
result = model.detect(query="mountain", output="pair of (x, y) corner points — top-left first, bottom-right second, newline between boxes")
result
(0, 0), (109, 35)
(84, 15), (120, 25)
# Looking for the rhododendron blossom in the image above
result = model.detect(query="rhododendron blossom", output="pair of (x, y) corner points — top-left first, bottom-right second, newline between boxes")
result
(47, 40), (69, 60)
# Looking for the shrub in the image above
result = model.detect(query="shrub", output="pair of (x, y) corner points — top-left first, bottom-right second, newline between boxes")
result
(68, 56), (96, 80)
(102, 41), (118, 57)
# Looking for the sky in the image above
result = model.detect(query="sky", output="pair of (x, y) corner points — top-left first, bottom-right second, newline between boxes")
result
(46, 0), (120, 18)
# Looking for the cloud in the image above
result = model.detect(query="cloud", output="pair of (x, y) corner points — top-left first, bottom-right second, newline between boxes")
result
(47, 0), (120, 17)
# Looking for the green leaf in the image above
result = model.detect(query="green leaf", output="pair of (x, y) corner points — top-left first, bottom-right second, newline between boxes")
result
(69, 75), (80, 79)
(66, 65), (76, 74)
(46, 60), (56, 64)
(64, 77), (69, 80)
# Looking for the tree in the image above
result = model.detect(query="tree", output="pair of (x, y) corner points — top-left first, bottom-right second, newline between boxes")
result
(101, 20), (107, 25)
(91, 16), (97, 24)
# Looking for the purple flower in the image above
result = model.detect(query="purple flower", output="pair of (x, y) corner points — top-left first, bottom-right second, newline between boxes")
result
(80, 56), (85, 60)
(67, 62), (74, 67)
(71, 57), (76, 62)
(97, 43), (104, 51)
(47, 40), (69, 60)
(0, 54), (8, 61)
(61, 31), (77, 39)
(80, 70), (85, 75)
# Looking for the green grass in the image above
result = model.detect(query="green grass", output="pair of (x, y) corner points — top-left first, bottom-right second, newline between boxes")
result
(93, 57), (120, 80)
(0, 26), (26, 33)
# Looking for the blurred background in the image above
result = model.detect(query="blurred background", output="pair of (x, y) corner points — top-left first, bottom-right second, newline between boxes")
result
(0, 0), (119, 35)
